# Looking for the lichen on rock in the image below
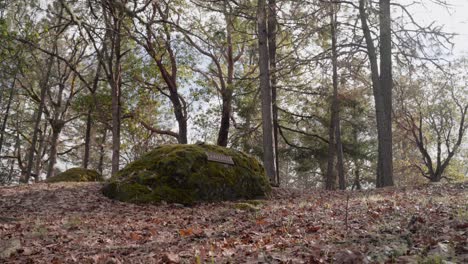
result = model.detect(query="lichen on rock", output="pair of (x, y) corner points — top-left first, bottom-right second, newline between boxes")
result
(46, 168), (104, 183)
(102, 144), (271, 205)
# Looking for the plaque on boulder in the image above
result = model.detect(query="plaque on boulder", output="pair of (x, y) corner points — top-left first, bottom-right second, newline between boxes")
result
(206, 151), (235, 165)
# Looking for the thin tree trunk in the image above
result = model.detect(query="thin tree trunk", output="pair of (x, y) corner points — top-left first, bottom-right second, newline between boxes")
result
(83, 109), (93, 169)
(257, 0), (277, 184)
(22, 56), (53, 183)
(336, 122), (345, 189)
(326, 110), (337, 190)
(217, 1), (234, 147)
(0, 77), (16, 154)
(353, 160), (362, 190)
(98, 128), (107, 175)
(325, 2), (342, 190)
(110, 79), (121, 175)
(33, 122), (47, 182)
(268, 0), (280, 185)
(83, 63), (101, 168)
(329, 4), (346, 190)
(110, 14), (123, 176)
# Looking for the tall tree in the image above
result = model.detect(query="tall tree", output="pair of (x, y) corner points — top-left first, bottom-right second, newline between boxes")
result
(268, 0), (280, 185)
(359, 0), (394, 187)
(257, 0), (277, 184)
(325, 1), (345, 190)
(129, 0), (188, 144)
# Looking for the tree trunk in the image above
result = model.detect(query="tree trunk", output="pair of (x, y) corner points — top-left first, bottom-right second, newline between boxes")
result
(110, 78), (121, 175)
(168, 93), (187, 144)
(326, 3), (345, 190)
(268, 0), (280, 185)
(22, 56), (53, 183)
(83, 109), (93, 169)
(359, 0), (394, 188)
(377, 0), (394, 187)
(353, 160), (362, 190)
(257, 0), (277, 184)
(0, 77), (16, 154)
(83, 63), (101, 168)
(46, 119), (65, 179)
(217, 2), (234, 147)
(33, 122), (47, 182)
(97, 128), (108, 175)
(217, 93), (232, 147)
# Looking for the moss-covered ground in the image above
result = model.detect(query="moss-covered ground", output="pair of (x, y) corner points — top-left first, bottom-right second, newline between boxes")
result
(46, 168), (103, 183)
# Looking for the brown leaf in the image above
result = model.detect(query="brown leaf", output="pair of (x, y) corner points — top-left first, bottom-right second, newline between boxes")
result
(129, 232), (142, 241)
(306, 225), (321, 233)
(179, 228), (193, 237)
(160, 252), (180, 264)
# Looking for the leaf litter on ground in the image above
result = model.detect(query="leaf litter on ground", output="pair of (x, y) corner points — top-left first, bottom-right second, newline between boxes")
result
(0, 181), (467, 263)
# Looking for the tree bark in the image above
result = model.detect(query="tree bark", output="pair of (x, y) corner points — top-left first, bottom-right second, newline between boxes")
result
(97, 128), (107, 175)
(0, 77), (16, 154)
(359, 0), (394, 188)
(257, 0), (278, 184)
(377, 0), (394, 187)
(268, 0), (280, 185)
(217, 1), (234, 147)
(326, 2), (345, 190)
(83, 109), (93, 169)
(83, 63), (101, 169)
(46, 119), (65, 179)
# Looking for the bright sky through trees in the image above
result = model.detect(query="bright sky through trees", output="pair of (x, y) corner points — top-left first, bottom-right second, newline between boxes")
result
(409, 0), (468, 55)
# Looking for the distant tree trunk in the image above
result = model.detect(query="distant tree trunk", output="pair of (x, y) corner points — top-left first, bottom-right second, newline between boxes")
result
(46, 119), (65, 179)
(97, 128), (108, 175)
(217, 1), (234, 147)
(268, 0), (280, 185)
(336, 124), (345, 189)
(325, 2), (345, 190)
(257, 0), (278, 184)
(0, 76), (16, 154)
(359, 0), (394, 188)
(110, 76), (121, 176)
(33, 122), (47, 182)
(83, 63), (101, 169)
(83, 109), (93, 169)
(22, 56), (53, 183)
(102, 2), (124, 176)
(352, 160), (362, 190)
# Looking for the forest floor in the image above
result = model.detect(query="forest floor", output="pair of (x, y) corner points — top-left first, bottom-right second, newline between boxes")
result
(0, 181), (467, 263)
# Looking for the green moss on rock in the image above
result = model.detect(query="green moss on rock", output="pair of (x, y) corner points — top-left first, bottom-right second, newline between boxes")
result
(46, 168), (104, 183)
(102, 144), (271, 205)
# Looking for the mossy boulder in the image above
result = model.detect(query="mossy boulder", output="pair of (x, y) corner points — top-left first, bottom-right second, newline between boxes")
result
(102, 144), (271, 205)
(46, 168), (104, 183)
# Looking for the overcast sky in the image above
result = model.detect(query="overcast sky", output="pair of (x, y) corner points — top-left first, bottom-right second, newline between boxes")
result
(408, 0), (468, 56)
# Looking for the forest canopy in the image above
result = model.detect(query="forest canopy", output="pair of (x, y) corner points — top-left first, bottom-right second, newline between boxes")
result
(0, 0), (467, 188)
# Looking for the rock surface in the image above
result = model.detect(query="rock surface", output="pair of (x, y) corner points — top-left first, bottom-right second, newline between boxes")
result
(102, 144), (270, 205)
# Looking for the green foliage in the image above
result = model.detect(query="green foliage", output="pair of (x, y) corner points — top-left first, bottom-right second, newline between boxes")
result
(102, 144), (271, 205)
(46, 168), (104, 183)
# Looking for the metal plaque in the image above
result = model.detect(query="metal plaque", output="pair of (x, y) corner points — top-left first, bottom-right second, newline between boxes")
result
(206, 151), (235, 165)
